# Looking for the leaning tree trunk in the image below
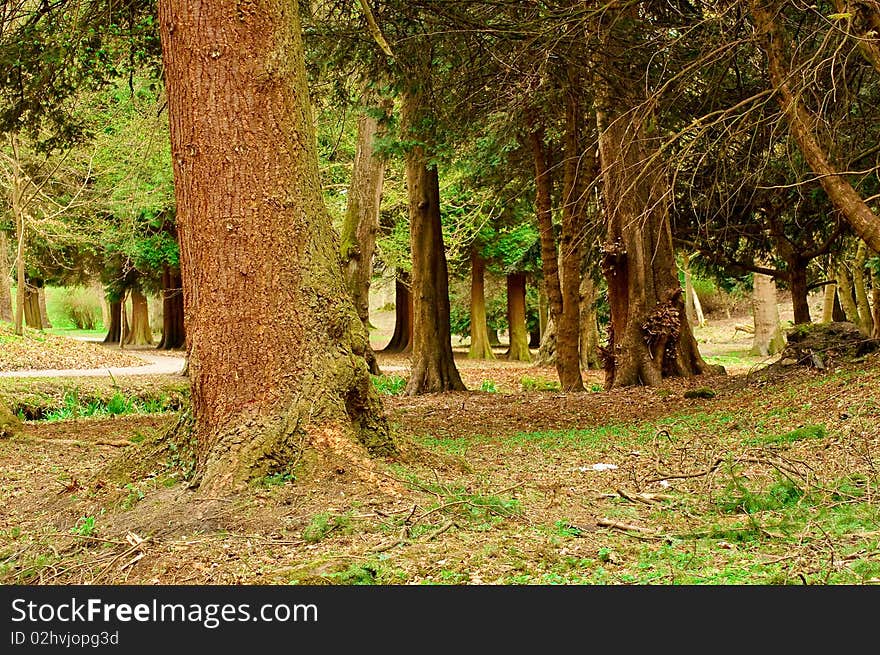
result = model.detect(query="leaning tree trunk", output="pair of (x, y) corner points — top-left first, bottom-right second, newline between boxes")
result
(158, 0), (394, 490)
(340, 98), (390, 375)
(383, 271), (413, 354)
(579, 275), (601, 370)
(468, 250), (495, 360)
(506, 272), (531, 362)
(157, 266), (186, 349)
(682, 252), (705, 328)
(594, 15), (717, 388)
(125, 289), (154, 346)
(400, 80), (465, 394)
(852, 242), (874, 336)
(751, 0), (880, 253)
(534, 316), (557, 366)
(750, 272), (785, 356)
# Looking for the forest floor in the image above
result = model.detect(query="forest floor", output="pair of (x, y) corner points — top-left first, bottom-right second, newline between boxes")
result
(2, 298), (879, 585)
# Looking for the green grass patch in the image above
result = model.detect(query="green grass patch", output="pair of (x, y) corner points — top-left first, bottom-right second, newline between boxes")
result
(371, 374), (406, 396)
(520, 376), (560, 392)
(744, 423), (827, 446)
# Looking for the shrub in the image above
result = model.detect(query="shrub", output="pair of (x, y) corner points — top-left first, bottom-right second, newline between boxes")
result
(59, 287), (102, 330)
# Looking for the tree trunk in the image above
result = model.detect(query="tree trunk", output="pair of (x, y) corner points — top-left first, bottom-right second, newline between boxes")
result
(468, 250), (495, 360)
(837, 262), (861, 326)
(11, 135), (26, 336)
(158, 0), (395, 489)
(506, 272), (531, 362)
(821, 279), (836, 324)
(37, 285), (51, 328)
(23, 285), (42, 329)
(750, 272), (785, 356)
(489, 328), (502, 347)
(124, 289), (154, 346)
(341, 98), (390, 375)
(852, 242), (873, 335)
(832, 0), (880, 73)
(538, 284), (548, 340)
(103, 300), (122, 343)
(579, 275), (601, 370)
(751, 0), (880, 253)
(534, 316), (557, 366)
(383, 271), (413, 354)
(400, 80), (465, 394)
(872, 262), (880, 340)
(0, 232), (12, 323)
(157, 266), (186, 349)
(788, 257), (811, 325)
(594, 15), (716, 388)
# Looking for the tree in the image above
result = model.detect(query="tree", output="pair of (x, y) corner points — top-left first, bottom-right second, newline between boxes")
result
(157, 0), (394, 490)
(750, 272), (785, 356)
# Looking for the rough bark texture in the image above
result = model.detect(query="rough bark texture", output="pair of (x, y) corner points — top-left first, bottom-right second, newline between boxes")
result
(852, 242), (874, 335)
(594, 14), (717, 388)
(821, 279), (836, 324)
(11, 135), (25, 336)
(103, 300), (123, 344)
(751, 0), (880, 253)
(0, 232), (11, 323)
(37, 286), (51, 328)
(124, 289), (154, 346)
(788, 256), (811, 325)
(383, 272), (413, 354)
(534, 316), (557, 366)
(506, 272), (531, 362)
(579, 275), (601, 370)
(158, 0), (394, 490)
(400, 80), (465, 394)
(468, 250), (495, 360)
(750, 272), (785, 356)
(157, 266), (186, 350)
(22, 285), (41, 329)
(341, 100), (390, 375)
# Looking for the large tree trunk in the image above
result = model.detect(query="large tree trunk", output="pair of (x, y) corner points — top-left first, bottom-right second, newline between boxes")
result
(788, 256), (811, 325)
(594, 15), (716, 388)
(750, 272), (785, 356)
(157, 266), (186, 349)
(23, 285), (42, 329)
(852, 242), (874, 335)
(506, 272), (531, 362)
(0, 232), (10, 323)
(383, 271), (413, 354)
(468, 250), (495, 360)
(821, 279), (836, 324)
(158, 0), (394, 490)
(103, 300), (123, 344)
(751, 1), (880, 253)
(340, 99), (390, 375)
(534, 316), (557, 367)
(579, 276), (601, 370)
(125, 289), (154, 346)
(400, 80), (465, 394)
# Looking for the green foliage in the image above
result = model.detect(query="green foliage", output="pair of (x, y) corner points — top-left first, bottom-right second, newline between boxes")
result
(520, 376), (561, 392)
(40, 389), (173, 422)
(70, 516), (96, 537)
(371, 374), (407, 396)
(480, 379), (498, 393)
(57, 287), (102, 330)
(745, 424), (827, 446)
(120, 483), (145, 510)
(716, 476), (805, 515)
(253, 472), (295, 488)
(302, 512), (353, 543)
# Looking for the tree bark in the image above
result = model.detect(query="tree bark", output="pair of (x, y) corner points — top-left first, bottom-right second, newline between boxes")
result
(11, 135), (26, 336)
(103, 300), (122, 343)
(534, 316), (557, 367)
(468, 250), (495, 360)
(788, 256), (811, 325)
(400, 78), (465, 394)
(682, 252), (705, 328)
(594, 13), (716, 388)
(579, 275), (601, 370)
(872, 261), (880, 340)
(751, 0), (880, 253)
(821, 278), (836, 324)
(157, 266), (186, 350)
(124, 288), (154, 346)
(852, 242), (874, 335)
(158, 0), (394, 489)
(383, 271), (413, 354)
(341, 98), (390, 375)
(37, 285), (51, 328)
(0, 232), (13, 323)
(506, 272), (531, 362)
(23, 284), (42, 329)
(836, 262), (861, 326)
(750, 272), (785, 356)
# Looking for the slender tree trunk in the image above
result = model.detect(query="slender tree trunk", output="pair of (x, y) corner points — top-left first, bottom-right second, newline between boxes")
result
(579, 275), (601, 370)
(103, 300), (122, 343)
(872, 262), (880, 340)
(468, 250), (495, 360)
(594, 18), (716, 388)
(751, 0), (880, 253)
(853, 242), (874, 335)
(506, 272), (531, 362)
(682, 252), (705, 328)
(0, 232), (12, 323)
(400, 80), (465, 394)
(157, 266), (186, 349)
(341, 98), (390, 375)
(383, 271), (413, 354)
(125, 289), (154, 346)
(538, 284), (548, 340)
(489, 328), (502, 347)
(822, 279), (836, 324)
(750, 272), (785, 356)
(837, 262), (861, 326)
(11, 135), (26, 336)
(158, 0), (394, 489)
